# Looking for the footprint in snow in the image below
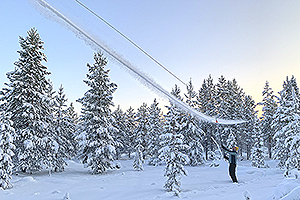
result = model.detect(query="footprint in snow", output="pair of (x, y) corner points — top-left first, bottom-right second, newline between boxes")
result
(52, 189), (61, 194)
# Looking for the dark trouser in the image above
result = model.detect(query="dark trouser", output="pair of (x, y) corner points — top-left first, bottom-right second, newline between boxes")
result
(229, 163), (238, 182)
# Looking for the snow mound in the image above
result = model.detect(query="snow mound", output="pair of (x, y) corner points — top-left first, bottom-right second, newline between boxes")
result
(15, 176), (36, 183)
(280, 186), (300, 200)
(272, 178), (300, 200)
(284, 169), (300, 179)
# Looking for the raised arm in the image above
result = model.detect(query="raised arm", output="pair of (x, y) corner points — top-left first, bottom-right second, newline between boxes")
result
(222, 144), (237, 155)
(221, 144), (230, 152)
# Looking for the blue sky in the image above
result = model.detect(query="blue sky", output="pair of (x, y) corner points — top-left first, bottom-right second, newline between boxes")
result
(1, 0), (300, 114)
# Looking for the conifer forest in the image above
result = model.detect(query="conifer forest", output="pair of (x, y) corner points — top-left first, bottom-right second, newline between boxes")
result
(1, 28), (300, 199)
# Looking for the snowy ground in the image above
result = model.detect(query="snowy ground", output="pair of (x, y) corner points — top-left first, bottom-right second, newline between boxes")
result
(0, 159), (299, 200)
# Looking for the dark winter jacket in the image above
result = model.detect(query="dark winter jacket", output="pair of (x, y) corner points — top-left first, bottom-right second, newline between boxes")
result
(222, 145), (237, 164)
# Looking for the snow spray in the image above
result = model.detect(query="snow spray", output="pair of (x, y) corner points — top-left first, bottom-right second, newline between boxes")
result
(29, 0), (246, 125)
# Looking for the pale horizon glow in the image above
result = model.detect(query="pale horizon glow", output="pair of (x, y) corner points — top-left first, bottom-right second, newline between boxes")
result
(1, 1), (300, 116)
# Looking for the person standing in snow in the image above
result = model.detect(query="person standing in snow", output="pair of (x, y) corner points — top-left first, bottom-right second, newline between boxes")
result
(221, 144), (238, 183)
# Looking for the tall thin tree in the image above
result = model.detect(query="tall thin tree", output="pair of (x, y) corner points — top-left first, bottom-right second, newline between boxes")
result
(77, 52), (118, 174)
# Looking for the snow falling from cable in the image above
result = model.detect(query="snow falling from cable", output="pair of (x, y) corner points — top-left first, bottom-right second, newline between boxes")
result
(29, 0), (247, 125)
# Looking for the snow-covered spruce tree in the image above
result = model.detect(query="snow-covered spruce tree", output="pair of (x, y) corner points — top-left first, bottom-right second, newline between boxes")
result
(185, 78), (197, 108)
(284, 88), (300, 172)
(159, 85), (189, 196)
(77, 52), (118, 174)
(123, 107), (136, 158)
(183, 79), (205, 166)
(225, 79), (247, 156)
(66, 102), (79, 156)
(215, 75), (232, 120)
(214, 76), (234, 153)
(133, 144), (144, 171)
(111, 105), (126, 159)
(226, 129), (237, 149)
(214, 76), (237, 155)
(272, 76), (300, 169)
(52, 84), (77, 171)
(240, 95), (258, 160)
(183, 120), (205, 166)
(67, 102), (78, 125)
(0, 112), (15, 190)
(285, 122), (300, 172)
(258, 81), (278, 159)
(251, 122), (268, 168)
(132, 103), (149, 170)
(148, 99), (163, 166)
(0, 28), (58, 173)
(44, 79), (56, 114)
(159, 104), (189, 196)
(197, 74), (216, 116)
(197, 75), (217, 161)
(228, 78), (245, 120)
(215, 76), (255, 158)
(42, 79), (66, 172)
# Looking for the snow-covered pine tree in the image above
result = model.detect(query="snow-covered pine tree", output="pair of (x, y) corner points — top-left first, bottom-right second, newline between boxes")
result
(228, 79), (247, 156)
(51, 84), (77, 171)
(185, 78), (197, 108)
(215, 75), (231, 120)
(67, 102), (78, 125)
(54, 85), (68, 120)
(73, 104), (86, 158)
(159, 104), (189, 196)
(251, 122), (268, 168)
(272, 76), (300, 169)
(259, 81), (278, 159)
(77, 52), (118, 174)
(148, 99), (163, 166)
(133, 144), (144, 171)
(183, 79), (205, 166)
(159, 85), (189, 196)
(285, 121), (300, 172)
(171, 84), (183, 101)
(44, 79), (56, 115)
(226, 129), (237, 149)
(215, 76), (251, 157)
(197, 75), (217, 161)
(284, 86), (300, 172)
(214, 76), (233, 156)
(66, 102), (79, 156)
(240, 95), (258, 160)
(0, 112), (15, 190)
(183, 117), (205, 166)
(214, 76), (235, 157)
(132, 103), (149, 170)
(0, 28), (56, 173)
(112, 105), (126, 159)
(42, 79), (64, 173)
(197, 74), (216, 116)
(123, 107), (136, 158)
(228, 78), (245, 120)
